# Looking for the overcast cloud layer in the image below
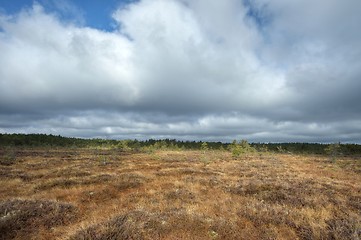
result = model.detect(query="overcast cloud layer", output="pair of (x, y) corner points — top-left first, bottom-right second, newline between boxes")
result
(1, 0), (361, 142)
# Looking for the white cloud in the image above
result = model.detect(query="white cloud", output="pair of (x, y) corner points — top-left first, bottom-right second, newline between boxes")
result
(0, 0), (360, 142)
(0, 4), (137, 112)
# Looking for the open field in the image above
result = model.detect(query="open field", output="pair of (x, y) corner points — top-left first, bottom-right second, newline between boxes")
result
(0, 148), (360, 240)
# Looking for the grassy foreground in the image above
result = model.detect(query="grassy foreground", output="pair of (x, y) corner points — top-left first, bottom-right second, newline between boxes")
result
(0, 148), (360, 239)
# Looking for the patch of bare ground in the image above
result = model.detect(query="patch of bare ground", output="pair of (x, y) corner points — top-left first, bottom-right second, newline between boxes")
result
(0, 148), (360, 239)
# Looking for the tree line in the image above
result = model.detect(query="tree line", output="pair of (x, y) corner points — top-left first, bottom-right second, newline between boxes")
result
(1, 133), (360, 155)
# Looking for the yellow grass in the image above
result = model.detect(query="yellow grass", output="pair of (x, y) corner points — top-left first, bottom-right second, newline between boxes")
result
(0, 148), (360, 239)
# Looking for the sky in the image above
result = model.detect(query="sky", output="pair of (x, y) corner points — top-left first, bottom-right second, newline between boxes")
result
(0, 0), (360, 143)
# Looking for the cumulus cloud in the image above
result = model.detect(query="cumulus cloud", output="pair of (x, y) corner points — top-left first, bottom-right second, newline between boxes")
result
(0, 0), (360, 142)
(0, 4), (137, 112)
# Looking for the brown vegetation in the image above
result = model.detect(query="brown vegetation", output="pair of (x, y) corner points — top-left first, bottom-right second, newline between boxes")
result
(0, 148), (360, 239)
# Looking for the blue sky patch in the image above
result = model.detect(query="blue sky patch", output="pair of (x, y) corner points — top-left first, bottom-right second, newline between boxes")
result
(0, 0), (137, 31)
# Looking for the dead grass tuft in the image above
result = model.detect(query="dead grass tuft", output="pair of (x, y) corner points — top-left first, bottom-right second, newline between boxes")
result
(0, 199), (77, 240)
(0, 150), (18, 166)
(69, 209), (247, 240)
(111, 173), (147, 191)
(326, 211), (361, 240)
(34, 174), (115, 191)
(165, 188), (196, 203)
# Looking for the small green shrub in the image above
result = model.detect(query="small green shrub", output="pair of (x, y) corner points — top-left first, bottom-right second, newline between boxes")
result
(201, 142), (209, 151)
(325, 143), (341, 163)
(229, 140), (255, 158)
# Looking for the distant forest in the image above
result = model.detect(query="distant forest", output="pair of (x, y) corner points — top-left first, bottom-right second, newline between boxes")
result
(1, 133), (361, 155)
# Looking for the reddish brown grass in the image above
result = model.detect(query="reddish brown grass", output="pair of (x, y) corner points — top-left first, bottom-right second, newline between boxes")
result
(0, 148), (360, 239)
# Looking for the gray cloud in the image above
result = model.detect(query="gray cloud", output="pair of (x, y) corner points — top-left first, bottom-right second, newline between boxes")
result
(0, 0), (360, 142)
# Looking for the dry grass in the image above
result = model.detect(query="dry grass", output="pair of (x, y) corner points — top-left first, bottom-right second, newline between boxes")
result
(0, 148), (360, 239)
(0, 199), (77, 240)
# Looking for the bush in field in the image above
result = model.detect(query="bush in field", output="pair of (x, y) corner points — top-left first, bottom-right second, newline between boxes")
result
(229, 140), (255, 158)
(201, 142), (209, 151)
(153, 141), (166, 150)
(325, 142), (342, 162)
(114, 140), (132, 151)
(277, 146), (286, 153)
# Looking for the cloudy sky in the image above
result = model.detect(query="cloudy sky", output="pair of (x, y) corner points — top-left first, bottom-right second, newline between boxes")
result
(0, 0), (360, 142)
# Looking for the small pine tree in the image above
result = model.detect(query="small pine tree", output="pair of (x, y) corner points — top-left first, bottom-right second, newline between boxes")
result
(325, 142), (341, 162)
(277, 146), (285, 153)
(230, 139), (255, 158)
(201, 142), (209, 152)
